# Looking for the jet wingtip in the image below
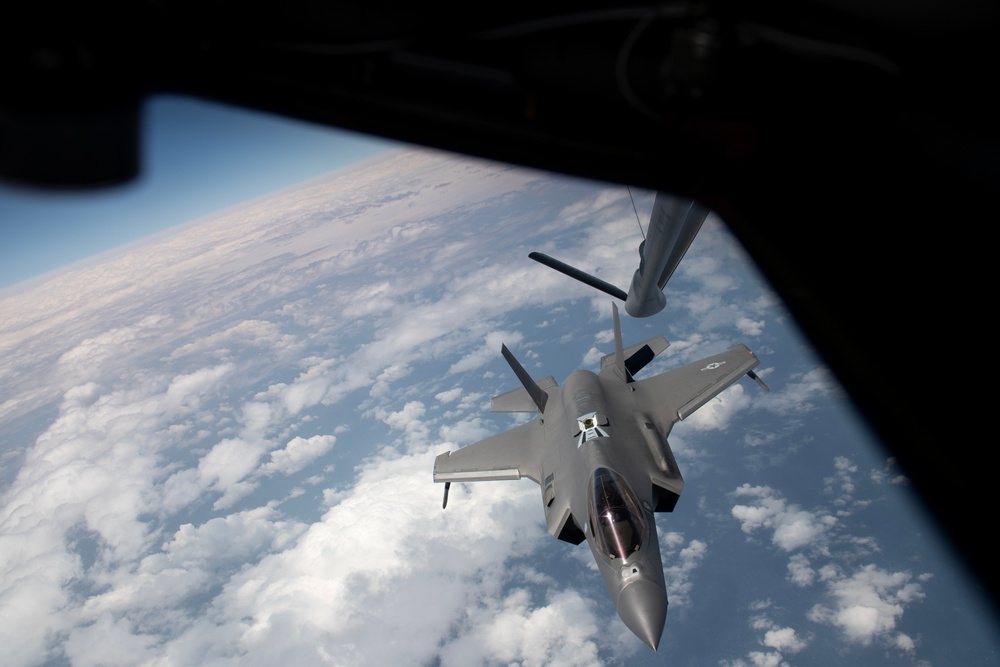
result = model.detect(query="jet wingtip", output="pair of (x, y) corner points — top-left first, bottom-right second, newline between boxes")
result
(747, 369), (770, 392)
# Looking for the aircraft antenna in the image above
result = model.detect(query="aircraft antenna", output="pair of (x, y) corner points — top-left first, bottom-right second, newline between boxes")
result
(627, 186), (645, 239)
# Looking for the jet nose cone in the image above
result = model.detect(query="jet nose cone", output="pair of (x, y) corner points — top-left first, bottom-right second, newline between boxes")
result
(616, 579), (667, 650)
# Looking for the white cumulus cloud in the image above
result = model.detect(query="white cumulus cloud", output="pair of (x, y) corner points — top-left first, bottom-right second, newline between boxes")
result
(808, 564), (926, 646)
(262, 434), (337, 475)
(731, 484), (836, 552)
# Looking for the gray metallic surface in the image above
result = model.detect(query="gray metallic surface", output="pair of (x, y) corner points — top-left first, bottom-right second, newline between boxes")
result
(528, 192), (708, 319)
(624, 193), (709, 317)
(615, 578), (669, 651)
(433, 304), (763, 649)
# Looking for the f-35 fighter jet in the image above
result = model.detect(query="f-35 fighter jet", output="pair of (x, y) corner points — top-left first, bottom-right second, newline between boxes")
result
(433, 304), (768, 650)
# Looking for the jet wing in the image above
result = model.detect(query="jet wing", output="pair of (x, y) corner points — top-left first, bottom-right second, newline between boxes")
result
(632, 344), (760, 431)
(433, 419), (544, 485)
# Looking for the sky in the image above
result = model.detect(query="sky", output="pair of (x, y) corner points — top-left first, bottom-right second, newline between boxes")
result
(1, 96), (998, 667)
(0, 95), (396, 290)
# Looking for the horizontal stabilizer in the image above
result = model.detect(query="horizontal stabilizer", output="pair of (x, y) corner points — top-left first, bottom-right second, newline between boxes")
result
(529, 252), (628, 301)
(491, 376), (558, 412)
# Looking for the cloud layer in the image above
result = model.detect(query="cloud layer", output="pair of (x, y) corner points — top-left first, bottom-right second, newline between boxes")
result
(1, 147), (984, 666)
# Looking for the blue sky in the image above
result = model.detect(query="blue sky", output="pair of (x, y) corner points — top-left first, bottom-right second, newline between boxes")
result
(0, 95), (395, 290)
(1, 96), (997, 666)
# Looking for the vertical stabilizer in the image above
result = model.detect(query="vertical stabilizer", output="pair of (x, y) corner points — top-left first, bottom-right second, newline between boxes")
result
(612, 303), (633, 383)
(501, 344), (548, 413)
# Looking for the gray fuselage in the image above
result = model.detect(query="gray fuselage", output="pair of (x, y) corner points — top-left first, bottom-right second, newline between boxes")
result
(536, 369), (673, 649)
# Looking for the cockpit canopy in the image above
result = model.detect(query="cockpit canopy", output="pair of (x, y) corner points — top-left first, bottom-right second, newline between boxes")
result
(589, 467), (648, 560)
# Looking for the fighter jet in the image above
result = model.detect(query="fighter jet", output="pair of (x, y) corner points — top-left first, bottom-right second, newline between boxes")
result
(433, 304), (769, 650)
(529, 192), (709, 317)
